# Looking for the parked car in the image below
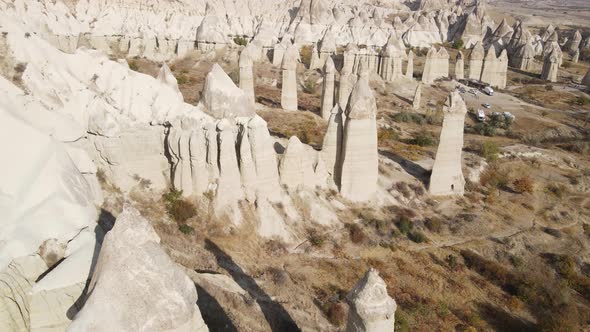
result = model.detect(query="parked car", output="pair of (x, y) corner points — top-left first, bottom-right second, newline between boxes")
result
(482, 103), (491, 109)
(477, 109), (486, 122)
(483, 86), (494, 96)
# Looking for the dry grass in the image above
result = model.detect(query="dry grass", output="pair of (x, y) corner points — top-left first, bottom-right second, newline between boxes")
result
(258, 108), (327, 147)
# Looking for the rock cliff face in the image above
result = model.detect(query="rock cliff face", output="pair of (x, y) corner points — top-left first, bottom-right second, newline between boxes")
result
(422, 46), (449, 84)
(68, 206), (209, 332)
(0, 0), (488, 61)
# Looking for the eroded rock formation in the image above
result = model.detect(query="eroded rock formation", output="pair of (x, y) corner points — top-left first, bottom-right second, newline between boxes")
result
(346, 268), (397, 332)
(68, 206), (209, 331)
(340, 66), (378, 202)
(429, 91), (467, 196)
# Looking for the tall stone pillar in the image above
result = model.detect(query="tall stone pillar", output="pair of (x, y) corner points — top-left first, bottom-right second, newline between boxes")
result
(340, 65), (378, 202)
(321, 57), (336, 120)
(309, 43), (321, 70)
(455, 51), (464, 80)
(480, 45), (499, 87)
(321, 105), (343, 187)
(406, 50), (414, 79)
(239, 48), (255, 109)
(572, 49), (580, 63)
(541, 49), (559, 82)
(468, 42), (484, 80)
(412, 83), (421, 110)
(346, 268), (397, 332)
(281, 44), (299, 111)
(422, 46), (437, 84)
(429, 91), (468, 196)
(319, 30), (336, 67)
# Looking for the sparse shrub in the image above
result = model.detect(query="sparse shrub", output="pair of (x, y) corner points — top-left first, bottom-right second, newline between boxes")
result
(128, 60), (139, 71)
(395, 311), (410, 332)
(446, 254), (459, 270)
(377, 127), (399, 145)
(545, 183), (567, 198)
(300, 45), (313, 66)
(426, 108), (444, 125)
(309, 233), (326, 247)
(583, 224), (590, 238)
(394, 182), (412, 198)
(347, 223), (366, 244)
(513, 176), (534, 194)
(425, 217), (443, 233)
(479, 166), (510, 190)
(545, 84), (553, 91)
(408, 231), (427, 243)
(326, 302), (347, 326)
(396, 215), (413, 235)
(573, 96), (590, 106)
(233, 36), (248, 46)
(14, 63), (26, 73)
(268, 267), (289, 285)
(392, 111), (426, 124)
(302, 77), (317, 94)
(24, 32), (31, 38)
(176, 75), (189, 85)
(409, 131), (435, 147)
(479, 141), (500, 161)
(471, 122), (497, 136)
(96, 168), (107, 185)
(452, 39), (464, 49)
(163, 190), (197, 223)
(178, 224), (195, 235)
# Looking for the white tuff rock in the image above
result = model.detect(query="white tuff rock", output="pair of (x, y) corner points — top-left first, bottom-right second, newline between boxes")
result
(346, 268), (397, 332)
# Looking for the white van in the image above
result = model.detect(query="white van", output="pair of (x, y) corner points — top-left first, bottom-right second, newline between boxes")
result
(483, 86), (494, 96)
(477, 109), (486, 122)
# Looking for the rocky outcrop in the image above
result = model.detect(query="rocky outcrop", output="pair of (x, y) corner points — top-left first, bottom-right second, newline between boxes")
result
(340, 67), (378, 202)
(202, 64), (255, 119)
(321, 57), (336, 120)
(319, 29), (337, 65)
(511, 39), (535, 71)
(486, 18), (513, 53)
(480, 46), (507, 89)
(346, 268), (397, 332)
(422, 46), (449, 84)
(239, 48), (256, 110)
(68, 206), (208, 331)
(429, 91), (467, 196)
(379, 34), (405, 81)
(468, 42), (484, 80)
(279, 136), (315, 190)
(455, 51), (464, 80)
(281, 43), (299, 111)
(568, 30), (583, 53)
(572, 49), (580, 63)
(541, 50), (559, 83)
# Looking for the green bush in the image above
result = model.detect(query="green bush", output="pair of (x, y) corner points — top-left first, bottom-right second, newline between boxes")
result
(452, 39), (464, 49)
(574, 96), (590, 106)
(308, 233), (326, 247)
(479, 141), (500, 161)
(409, 131), (435, 146)
(392, 112), (426, 124)
(377, 127), (399, 145)
(233, 36), (248, 46)
(163, 190), (197, 223)
(396, 215), (413, 235)
(425, 217), (443, 233)
(300, 45), (313, 66)
(128, 60), (139, 71)
(408, 231), (427, 243)
(176, 75), (189, 85)
(178, 224), (195, 235)
(302, 77), (317, 94)
(395, 311), (410, 332)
